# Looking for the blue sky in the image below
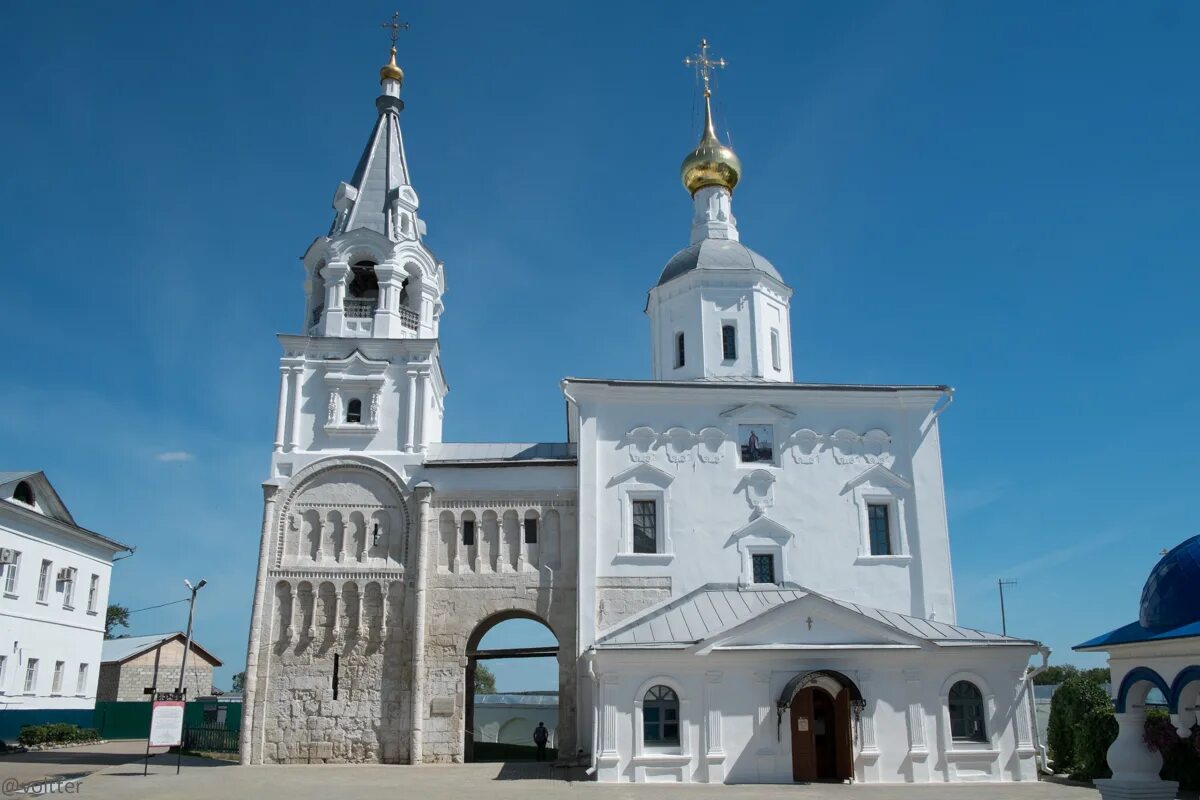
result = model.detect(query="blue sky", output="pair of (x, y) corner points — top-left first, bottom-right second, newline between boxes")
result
(1, 1), (1197, 693)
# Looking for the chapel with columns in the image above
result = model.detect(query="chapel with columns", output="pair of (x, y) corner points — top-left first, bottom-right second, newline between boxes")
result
(241, 31), (1051, 785)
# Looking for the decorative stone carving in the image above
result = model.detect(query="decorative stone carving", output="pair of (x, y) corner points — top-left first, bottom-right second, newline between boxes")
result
(662, 427), (696, 463)
(369, 391), (380, 425)
(831, 429), (862, 465)
(624, 426), (657, 462)
(697, 427), (727, 463)
(327, 392), (339, 425)
(738, 469), (777, 517)
(786, 428), (821, 464)
(862, 429), (892, 465)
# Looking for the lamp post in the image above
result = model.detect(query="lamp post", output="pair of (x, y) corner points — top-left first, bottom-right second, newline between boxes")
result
(178, 579), (207, 696)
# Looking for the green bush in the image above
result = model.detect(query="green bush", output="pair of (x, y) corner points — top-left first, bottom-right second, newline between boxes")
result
(17, 723), (100, 746)
(1047, 674), (1117, 779)
(1145, 709), (1200, 791)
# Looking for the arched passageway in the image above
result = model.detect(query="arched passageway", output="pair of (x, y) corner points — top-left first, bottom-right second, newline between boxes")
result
(464, 612), (560, 762)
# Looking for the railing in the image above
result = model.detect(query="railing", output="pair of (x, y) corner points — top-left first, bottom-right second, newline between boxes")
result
(345, 298), (376, 319)
(399, 305), (419, 332)
(183, 724), (239, 753)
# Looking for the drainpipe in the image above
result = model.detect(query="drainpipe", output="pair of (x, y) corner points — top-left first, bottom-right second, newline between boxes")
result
(584, 652), (598, 776)
(1024, 646), (1052, 774)
(410, 481), (434, 764)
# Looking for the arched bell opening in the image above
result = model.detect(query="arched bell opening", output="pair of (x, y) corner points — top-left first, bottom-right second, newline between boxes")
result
(463, 611), (560, 763)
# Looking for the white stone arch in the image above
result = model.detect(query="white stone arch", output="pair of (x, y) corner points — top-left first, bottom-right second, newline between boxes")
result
(327, 227), (394, 267)
(273, 456), (410, 570)
(632, 675), (691, 757)
(938, 671), (997, 750)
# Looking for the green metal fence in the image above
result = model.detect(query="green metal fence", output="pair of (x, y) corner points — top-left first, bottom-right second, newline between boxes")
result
(92, 701), (241, 740)
(183, 724), (239, 752)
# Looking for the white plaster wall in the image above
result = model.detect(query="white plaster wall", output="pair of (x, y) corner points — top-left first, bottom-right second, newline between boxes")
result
(0, 510), (113, 711)
(591, 648), (1038, 784)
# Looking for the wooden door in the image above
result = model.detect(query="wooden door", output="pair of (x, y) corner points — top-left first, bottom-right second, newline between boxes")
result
(834, 688), (853, 780)
(790, 688), (816, 781)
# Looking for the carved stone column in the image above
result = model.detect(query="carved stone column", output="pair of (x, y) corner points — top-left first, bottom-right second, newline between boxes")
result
(595, 672), (621, 781)
(273, 367), (290, 452)
(704, 671), (726, 783)
(286, 585), (297, 640)
(287, 365), (304, 451)
(1096, 709), (1178, 800)
(404, 370), (418, 453)
(239, 483), (279, 765)
(904, 669), (930, 782)
(856, 670), (880, 783)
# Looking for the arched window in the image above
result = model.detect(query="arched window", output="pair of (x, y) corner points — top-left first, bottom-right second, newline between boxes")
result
(674, 332), (686, 369)
(13, 481), (34, 506)
(948, 680), (986, 742)
(346, 399), (363, 424)
(643, 685), (679, 745)
(721, 324), (737, 360)
(346, 261), (380, 319)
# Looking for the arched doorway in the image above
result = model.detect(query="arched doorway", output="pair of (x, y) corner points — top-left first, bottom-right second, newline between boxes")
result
(781, 671), (860, 783)
(464, 611), (559, 763)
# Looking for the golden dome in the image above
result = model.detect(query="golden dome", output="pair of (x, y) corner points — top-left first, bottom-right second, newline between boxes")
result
(680, 91), (741, 195)
(379, 47), (404, 84)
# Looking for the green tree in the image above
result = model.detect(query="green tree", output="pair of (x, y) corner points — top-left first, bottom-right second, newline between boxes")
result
(473, 663), (497, 694)
(1034, 665), (1080, 685)
(104, 604), (130, 639)
(231, 671), (246, 693)
(1047, 674), (1117, 779)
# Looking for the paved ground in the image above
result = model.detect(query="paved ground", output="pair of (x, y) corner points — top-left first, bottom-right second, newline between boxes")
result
(0, 740), (164, 789)
(77, 759), (1117, 800)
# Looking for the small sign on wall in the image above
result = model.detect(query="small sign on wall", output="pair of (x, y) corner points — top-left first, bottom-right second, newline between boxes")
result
(430, 696), (455, 716)
(796, 718), (809, 732)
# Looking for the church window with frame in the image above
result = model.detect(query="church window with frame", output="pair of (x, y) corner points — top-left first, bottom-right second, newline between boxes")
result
(770, 329), (781, 371)
(674, 332), (686, 369)
(751, 553), (777, 585)
(867, 503), (893, 556)
(948, 680), (987, 742)
(345, 398), (363, 424)
(642, 685), (680, 745)
(632, 500), (657, 554)
(721, 324), (737, 360)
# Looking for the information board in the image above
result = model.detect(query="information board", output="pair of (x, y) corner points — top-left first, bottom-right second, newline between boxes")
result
(149, 700), (185, 747)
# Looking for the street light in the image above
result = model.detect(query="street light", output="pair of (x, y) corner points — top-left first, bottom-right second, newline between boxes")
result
(177, 579), (207, 696)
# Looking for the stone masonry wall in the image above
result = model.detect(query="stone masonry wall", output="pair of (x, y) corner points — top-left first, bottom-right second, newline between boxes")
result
(596, 577), (671, 631)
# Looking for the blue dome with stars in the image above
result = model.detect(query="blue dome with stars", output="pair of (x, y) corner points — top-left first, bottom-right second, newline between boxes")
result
(1139, 534), (1200, 631)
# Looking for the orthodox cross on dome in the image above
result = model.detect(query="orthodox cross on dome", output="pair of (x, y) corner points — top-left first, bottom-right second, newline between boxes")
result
(381, 11), (411, 47)
(684, 38), (727, 98)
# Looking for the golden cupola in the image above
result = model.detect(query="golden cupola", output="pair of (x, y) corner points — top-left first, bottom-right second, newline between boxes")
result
(380, 46), (404, 85)
(680, 88), (741, 195)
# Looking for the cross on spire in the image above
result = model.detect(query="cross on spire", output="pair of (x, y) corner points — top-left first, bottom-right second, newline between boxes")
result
(684, 38), (727, 97)
(381, 11), (410, 48)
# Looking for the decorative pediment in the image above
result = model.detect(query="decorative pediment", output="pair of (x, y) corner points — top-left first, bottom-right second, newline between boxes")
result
(322, 350), (390, 385)
(724, 516), (794, 549)
(606, 462), (675, 489)
(719, 402), (795, 420)
(842, 463), (912, 494)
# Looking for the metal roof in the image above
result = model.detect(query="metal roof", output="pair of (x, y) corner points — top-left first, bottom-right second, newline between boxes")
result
(657, 239), (784, 287)
(101, 632), (223, 666)
(595, 583), (1036, 649)
(563, 377), (950, 394)
(424, 442), (576, 466)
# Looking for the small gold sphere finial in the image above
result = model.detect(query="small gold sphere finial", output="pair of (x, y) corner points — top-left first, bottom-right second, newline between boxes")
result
(680, 39), (740, 195)
(380, 46), (404, 84)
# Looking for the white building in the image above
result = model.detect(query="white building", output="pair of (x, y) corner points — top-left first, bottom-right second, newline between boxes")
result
(241, 40), (1048, 783)
(0, 472), (131, 739)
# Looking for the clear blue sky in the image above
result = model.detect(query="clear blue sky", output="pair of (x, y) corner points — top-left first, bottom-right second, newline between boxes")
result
(2, 1), (1197, 693)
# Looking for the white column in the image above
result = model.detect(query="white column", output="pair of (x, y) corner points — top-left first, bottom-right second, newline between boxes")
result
(704, 671), (726, 783)
(410, 486), (433, 763)
(404, 371), (418, 453)
(329, 587), (341, 640)
(286, 586), (297, 639)
(379, 582), (390, 636)
(288, 366), (303, 451)
(416, 372), (429, 453)
(239, 484), (279, 765)
(857, 671), (880, 784)
(273, 367), (289, 452)
(1096, 709), (1178, 800)
(904, 670), (930, 782)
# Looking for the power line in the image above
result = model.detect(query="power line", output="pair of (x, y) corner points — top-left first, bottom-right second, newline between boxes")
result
(127, 598), (190, 615)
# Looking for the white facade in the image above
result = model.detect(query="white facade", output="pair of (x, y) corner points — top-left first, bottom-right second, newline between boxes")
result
(0, 472), (130, 731)
(241, 45), (1045, 783)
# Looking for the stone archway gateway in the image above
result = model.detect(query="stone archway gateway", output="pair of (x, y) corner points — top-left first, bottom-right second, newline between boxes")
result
(463, 611), (560, 762)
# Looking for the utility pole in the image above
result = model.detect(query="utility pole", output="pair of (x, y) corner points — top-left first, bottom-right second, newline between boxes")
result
(998, 578), (1017, 636)
(178, 579), (207, 695)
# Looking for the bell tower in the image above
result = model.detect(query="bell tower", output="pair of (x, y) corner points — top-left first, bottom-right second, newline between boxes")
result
(270, 31), (447, 462)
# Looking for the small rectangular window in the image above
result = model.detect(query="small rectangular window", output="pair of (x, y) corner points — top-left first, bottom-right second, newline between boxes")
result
(722, 324), (737, 360)
(51, 661), (64, 694)
(76, 663), (88, 695)
(751, 553), (777, 584)
(770, 329), (781, 371)
(23, 658), (38, 694)
(87, 574), (99, 612)
(462, 519), (475, 547)
(332, 653), (339, 700)
(632, 500), (657, 554)
(4, 552), (20, 594)
(523, 518), (538, 544)
(674, 332), (686, 368)
(37, 560), (51, 602)
(868, 503), (893, 556)
(62, 570), (75, 608)
(0, 655), (7, 692)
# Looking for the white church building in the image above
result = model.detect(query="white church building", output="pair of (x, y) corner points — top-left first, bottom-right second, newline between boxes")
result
(241, 39), (1047, 784)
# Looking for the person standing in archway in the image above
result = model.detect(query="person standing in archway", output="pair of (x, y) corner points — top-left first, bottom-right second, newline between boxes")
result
(533, 721), (549, 761)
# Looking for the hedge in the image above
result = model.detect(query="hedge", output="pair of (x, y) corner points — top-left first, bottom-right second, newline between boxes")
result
(1047, 674), (1118, 780)
(17, 723), (101, 747)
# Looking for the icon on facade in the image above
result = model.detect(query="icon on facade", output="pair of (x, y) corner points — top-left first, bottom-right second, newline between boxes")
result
(738, 425), (773, 463)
